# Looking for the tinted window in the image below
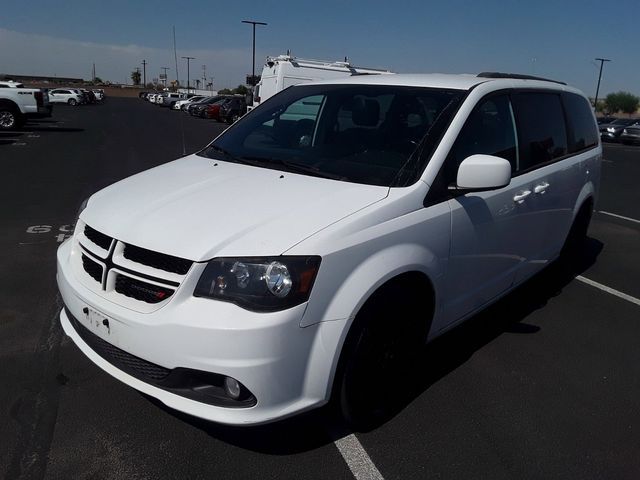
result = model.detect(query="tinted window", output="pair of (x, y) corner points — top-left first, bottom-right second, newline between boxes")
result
(562, 93), (598, 153)
(200, 84), (464, 186)
(512, 93), (568, 170)
(445, 95), (517, 183)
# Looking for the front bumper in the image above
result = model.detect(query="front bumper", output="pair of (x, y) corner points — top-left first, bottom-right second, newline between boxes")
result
(57, 239), (341, 425)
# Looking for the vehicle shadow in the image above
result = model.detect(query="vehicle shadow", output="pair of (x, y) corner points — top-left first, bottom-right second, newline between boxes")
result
(149, 236), (603, 454)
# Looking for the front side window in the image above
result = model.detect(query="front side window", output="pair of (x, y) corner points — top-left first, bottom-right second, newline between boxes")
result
(445, 95), (518, 184)
(199, 85), (464, 186)
(512, 92), (568, 170)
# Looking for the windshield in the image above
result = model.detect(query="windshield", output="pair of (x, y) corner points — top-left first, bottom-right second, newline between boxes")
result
(198, 84), (464, 186)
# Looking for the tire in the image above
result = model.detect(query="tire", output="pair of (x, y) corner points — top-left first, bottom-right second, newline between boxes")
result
(334, 280), (429, 431)
(0, 107), (20, 130)
(68, 98), (77, 106)
(170, 102), (176, 109)
(227, 113), (239, 124)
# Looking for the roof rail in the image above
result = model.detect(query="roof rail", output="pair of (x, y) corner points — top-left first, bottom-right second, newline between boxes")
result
(477, 72), (566, 85)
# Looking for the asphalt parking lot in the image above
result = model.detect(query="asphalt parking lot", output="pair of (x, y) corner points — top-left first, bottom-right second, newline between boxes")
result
(2, 98), (640, 480)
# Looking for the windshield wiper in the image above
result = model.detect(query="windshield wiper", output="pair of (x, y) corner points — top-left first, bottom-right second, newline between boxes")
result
(206, 145), (254, 165)
(241, 156), (348, 181)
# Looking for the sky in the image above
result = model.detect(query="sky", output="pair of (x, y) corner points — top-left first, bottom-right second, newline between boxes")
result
(0, 0), (637, 96)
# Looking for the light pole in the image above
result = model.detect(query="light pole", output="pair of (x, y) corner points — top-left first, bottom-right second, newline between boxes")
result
(181, 56), (195, 93)
(241, 20), (267, 86)
(142, 59), (147, 87)
(160, 67), (170, 88)
(594, 58), (611, 110)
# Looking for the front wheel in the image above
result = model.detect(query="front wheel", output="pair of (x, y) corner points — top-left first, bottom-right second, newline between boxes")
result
(68, 98), (77, 106)
(335, 289), (427, 431)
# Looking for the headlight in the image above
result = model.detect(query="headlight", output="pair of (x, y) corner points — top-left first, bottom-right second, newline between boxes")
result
(606, 127), (615, 132)
(194, 256), (321, 312)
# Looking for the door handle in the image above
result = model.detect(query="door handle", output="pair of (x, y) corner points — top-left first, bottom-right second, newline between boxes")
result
(533, 182), (550, 194)
(513, 190), (531, 204)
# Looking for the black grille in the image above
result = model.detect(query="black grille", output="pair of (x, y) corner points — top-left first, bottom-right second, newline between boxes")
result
(115, 274), (174, 303)
(123, 244), (192, 275)
(82, 254), (103, 283)
(68, 311), (170, 381)
(65, 308), (257, 407)
(84, 225), (113, 250)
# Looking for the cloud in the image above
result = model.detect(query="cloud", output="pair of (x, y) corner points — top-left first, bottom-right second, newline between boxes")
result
(0, 28), (252, 89)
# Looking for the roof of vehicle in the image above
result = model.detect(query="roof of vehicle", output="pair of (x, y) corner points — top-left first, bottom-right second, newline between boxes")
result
(0, 80), (25, 88)
(307, 73), (577, 92)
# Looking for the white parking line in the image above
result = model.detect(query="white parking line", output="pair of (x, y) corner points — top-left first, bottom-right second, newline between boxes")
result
(334, 434), (384, 480)
(598, 211), (640, 225)
(576, 276), (640, 307)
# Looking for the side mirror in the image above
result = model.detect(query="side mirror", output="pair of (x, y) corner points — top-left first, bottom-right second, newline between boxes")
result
(452, 154), (512, 191)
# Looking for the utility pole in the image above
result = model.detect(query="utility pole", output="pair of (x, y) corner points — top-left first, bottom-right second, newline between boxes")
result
(202, 65), (206, 92)
(160, 67), (170, 88)
(92, 63), (96, 83)
(241, 20), (267, 86)
(594, 57), (611, 110)
(181, 56), (195, 93)
(142, 59), (147, 87)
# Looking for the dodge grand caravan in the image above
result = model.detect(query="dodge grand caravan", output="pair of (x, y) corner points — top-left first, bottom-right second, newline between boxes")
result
(57, 72), (601, 427)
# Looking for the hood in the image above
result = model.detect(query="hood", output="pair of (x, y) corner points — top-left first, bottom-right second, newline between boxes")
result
(81, 154), (388, 261)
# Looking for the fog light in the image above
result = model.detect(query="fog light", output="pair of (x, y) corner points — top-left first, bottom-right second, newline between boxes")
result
(224, 376), (241, 399)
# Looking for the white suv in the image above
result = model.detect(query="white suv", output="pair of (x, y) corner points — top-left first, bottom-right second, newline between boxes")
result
(57, 73), (600, 427)
(48, 88), (84, 106)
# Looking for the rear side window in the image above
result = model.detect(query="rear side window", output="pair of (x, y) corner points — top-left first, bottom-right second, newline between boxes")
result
(562, 93), (599, 153)
(512, 93), (568, 170)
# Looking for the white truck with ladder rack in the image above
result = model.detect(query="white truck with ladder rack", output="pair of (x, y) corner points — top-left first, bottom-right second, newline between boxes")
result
(250, 54), (391, 110)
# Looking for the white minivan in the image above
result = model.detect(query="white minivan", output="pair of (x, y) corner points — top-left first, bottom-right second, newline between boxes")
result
(57, 73), (600, 428)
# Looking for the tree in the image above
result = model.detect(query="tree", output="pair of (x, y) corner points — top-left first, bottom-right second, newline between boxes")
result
(93, 76), (103, 84)
(604, 91), (640, 115)
(218, 88), (232, 94)
(131, 70), (141, 86)
(233, 85), (249, 95)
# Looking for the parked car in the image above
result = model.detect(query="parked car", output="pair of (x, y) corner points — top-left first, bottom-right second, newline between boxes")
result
(201, 99), (228, 119)
(146, 93), (158, 103)
(0, 81), (52, 130)
(620, 124), (640, 145)
(174, 95), (206, 111)
(596, 116), (616, 125)
(58, 72), (600, 428)
(139, 91), (149, 99)
(48, 88), (84, 106)
(158, 92), (186, 108)
(599, 118), (639, 142)
(188, 96), (225, 116)
(204, 96), (247, 123)
(81, 89), (98, 104)
(93, 89), (105, 101)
